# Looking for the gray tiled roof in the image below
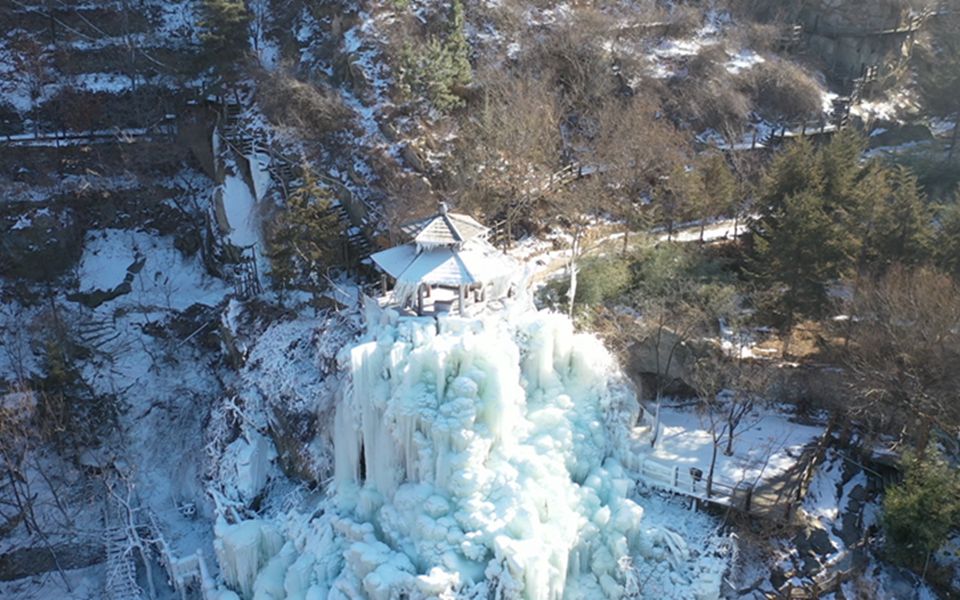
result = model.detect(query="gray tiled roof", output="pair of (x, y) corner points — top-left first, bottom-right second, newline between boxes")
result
(400, 205), (488, 247)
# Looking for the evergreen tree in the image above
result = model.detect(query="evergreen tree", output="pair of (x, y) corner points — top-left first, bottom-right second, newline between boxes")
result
(819, 129), (866, 209)
(871, 166), (933, 268)
(883, 452), (960, 567)
(848, 164), (890, 273)
(750, 190), (853, 330)
(198, 0), (252, 75)
(447, 0), (472, 87)
(936, 193), (960, 277)
(758, 137), (823, 212)
(265, 170), (343, 294)
(397, 0), (472, 113)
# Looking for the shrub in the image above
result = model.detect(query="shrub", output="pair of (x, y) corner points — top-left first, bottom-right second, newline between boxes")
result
(259, 72), (353, 139)
(574, 257), (633, 306)
(738, 59), (823, 121)
(668, 51), (752, 135)
(541, 256), (633, 310)
(883, 452), (960, 566)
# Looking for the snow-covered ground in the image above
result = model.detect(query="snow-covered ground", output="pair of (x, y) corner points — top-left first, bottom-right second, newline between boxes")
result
(644, 406), (823, 488)
(77, 228), (228, 311)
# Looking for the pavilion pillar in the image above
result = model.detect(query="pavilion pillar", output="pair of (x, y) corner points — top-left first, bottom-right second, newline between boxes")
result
(458, 285), (466, 315)
(380, 274), (387, 296)
(417, 284), (425, 316)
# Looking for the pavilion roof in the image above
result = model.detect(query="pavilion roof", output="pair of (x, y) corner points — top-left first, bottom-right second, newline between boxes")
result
(370, 243), (510, 288)
(399, 203), (488, 248)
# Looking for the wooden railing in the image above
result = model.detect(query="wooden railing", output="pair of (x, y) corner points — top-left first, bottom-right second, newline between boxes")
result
(634, 456), (754, 511)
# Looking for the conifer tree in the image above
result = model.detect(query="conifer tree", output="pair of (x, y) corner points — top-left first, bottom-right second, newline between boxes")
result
(447, 0), (472, 87)
(750, 190), (853, 331)
(883, 452), (960, 567)
(819, 129), (866, 209)
(756, 137), (823, 216)
(397, 0), (472, 112)
(870, 166), (933, 269)
(935, 193), (960, 277)
(198, 0), (252, 75)
(265, 170), (342, 294)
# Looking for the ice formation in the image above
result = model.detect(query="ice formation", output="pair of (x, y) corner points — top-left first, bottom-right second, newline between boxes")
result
(213, 300), (727, 599)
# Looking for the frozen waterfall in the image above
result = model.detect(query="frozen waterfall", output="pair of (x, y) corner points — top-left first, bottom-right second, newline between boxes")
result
(213, 300), (727, 599)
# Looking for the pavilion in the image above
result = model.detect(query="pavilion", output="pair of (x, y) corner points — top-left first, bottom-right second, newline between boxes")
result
(370, 203), (516, 316)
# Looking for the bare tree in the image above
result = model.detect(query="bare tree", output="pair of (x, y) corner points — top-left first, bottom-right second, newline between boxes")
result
(452, 70), (563, 242)
(592, 94), (686, 248)
(842, 266), (960, 449)
(629, 247), (736, 446)
(692, 334), (774, 496)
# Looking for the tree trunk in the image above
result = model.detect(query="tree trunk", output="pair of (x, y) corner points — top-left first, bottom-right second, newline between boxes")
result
(650, 392), (662, 448)
(567, 229), (580, 318)
(707, 442), (719, 497)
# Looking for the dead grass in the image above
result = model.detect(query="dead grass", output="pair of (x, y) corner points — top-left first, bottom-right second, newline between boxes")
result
(258, 71), (355, 141)
(737, 60), (823, 121)
(751, 320), (844, 361)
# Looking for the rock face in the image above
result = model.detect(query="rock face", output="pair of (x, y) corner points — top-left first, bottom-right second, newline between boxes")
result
(0, 543), (104, 581)
(805, 0), (910, 34)
(627, 331), (698, 399)
(799, 0), (935, 81)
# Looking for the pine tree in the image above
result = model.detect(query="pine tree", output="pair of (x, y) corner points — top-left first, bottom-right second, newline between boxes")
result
(447, 0), (472, 88)
(936, 193), (960, 278)
(750, 190), (853, 330)
(819, 129), (866, 209)
(883, 452), (960, 567)
(756, 137), (823, 224)
(870, 166), (933, 268)
(198, 0), (252, 74)
(265, 170), (343, 294)
(397, 0), (472, 113)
